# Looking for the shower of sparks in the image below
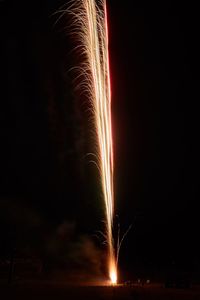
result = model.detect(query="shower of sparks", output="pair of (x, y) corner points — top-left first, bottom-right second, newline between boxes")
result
(58, 0), (117, 284)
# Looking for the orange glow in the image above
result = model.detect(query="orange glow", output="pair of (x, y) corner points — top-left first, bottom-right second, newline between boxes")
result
(109, 256), (117, 284)
(110, 271), (117, 285)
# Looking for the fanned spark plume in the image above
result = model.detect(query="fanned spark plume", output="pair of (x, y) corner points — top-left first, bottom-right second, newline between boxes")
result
(59, 0), (117, 284)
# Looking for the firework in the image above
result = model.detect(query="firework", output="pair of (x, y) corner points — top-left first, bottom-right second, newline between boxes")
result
(60, 0), (117, 283)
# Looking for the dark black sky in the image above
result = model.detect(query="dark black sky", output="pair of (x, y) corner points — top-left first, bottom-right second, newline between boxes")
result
(0, 0), (200, 279)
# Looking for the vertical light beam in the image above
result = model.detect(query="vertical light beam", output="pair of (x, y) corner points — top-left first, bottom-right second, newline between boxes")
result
(66, 0), (117, 283)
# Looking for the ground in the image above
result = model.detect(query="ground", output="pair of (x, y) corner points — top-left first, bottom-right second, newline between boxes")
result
(1, 283), (200, 300)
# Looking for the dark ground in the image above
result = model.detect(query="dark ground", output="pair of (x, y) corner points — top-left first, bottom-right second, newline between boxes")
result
(1, 283), (200, 300)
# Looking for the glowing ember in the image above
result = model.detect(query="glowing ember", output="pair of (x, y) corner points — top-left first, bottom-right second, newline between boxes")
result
(63, 0), (117, 283)
(110, 272), (117, 285)
(110, 261), (117, 284)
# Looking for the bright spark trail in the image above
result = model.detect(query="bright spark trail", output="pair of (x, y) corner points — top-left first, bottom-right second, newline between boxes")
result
(61, 0), (117, 284)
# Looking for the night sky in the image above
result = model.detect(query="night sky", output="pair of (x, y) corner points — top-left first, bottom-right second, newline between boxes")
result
(0, 0), (200, 281)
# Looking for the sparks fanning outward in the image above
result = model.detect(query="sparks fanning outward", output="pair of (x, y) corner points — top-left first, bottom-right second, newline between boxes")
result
(59, 0), (117, 283)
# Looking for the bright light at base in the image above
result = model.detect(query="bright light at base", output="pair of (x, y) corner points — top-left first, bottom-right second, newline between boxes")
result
(109, 253), (117, 284)
(110, 269), (117, 284)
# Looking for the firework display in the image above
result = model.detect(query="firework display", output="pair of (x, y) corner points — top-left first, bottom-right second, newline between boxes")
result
(65, 0), (117, 283)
